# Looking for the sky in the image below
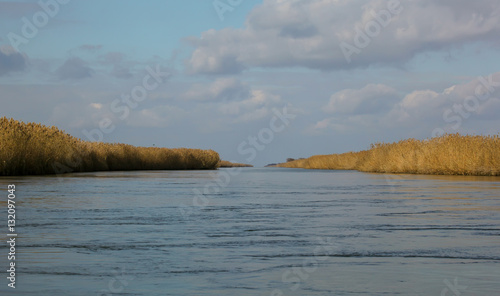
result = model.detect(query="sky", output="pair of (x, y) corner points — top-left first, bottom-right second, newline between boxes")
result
(1, 0), (500, 167)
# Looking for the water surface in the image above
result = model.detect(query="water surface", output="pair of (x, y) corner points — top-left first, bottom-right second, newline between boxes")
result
(1, 168), (499, 295)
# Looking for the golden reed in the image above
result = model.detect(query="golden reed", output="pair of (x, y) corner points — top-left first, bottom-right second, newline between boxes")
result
(0, 117), (220, 176)
(218, 160), (253, 168)
(278, 134), (500, 176)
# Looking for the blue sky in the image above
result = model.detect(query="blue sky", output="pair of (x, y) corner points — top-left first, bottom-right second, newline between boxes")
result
(1, 0), (500, 166)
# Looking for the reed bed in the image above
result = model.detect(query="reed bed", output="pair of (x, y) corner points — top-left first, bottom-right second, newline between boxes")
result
(0, 117), (220, 176)
(278, 134), (500, 176)
(218, 160), (253, 168)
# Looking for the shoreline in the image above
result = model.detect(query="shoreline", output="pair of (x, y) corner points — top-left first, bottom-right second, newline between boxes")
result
(277, 134), (500, 176)
(0, 117), (220, 176)
(218, 160), (253, 168)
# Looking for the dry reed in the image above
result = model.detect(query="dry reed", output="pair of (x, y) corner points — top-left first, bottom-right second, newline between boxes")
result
(0, 117), (220, 176)
(278, 134), (500, 176)
(218, 160), (253, 168)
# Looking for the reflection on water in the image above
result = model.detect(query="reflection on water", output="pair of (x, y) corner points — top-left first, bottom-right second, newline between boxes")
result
(0, 168), (499, 295)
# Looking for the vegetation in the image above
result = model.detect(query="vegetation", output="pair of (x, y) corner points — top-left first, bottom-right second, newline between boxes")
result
(0, 117), (220, 176)
(265, 163), (279, 167)
(278, 134), (500, 176)
(218, 160), (253, 168)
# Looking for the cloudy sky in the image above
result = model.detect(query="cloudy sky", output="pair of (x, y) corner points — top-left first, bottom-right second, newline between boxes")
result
(1, 0), (500, 166)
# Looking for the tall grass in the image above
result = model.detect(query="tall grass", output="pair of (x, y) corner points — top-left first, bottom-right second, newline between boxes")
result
(218, 160), (253, 168)
(0, 117), (220, 176)
(278, 134), (500, 176)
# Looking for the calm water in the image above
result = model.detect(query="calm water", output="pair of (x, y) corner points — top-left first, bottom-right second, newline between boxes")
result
(1, 168), (499, 295)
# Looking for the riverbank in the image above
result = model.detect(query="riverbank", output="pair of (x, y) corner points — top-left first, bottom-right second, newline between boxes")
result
(0, 117), (220, 176)
(278, 134), (500, 176)
(219, 160), (253, 168)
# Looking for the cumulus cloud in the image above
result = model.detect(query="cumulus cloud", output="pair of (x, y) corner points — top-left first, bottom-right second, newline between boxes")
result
(187, 0), (500, 74)
(99, 52), (133, 79)
(0, 45), (28, 76)
(121, 88), (282, 131)
(183, 78), (250, 101)
(218, 89), (282, 122)
(393, 90), (442, 121)
(389, 72), (500, 133)
(126, 105), (187, 128)
(56, 57), (94, 80)
(181, 77), (283, 123)
(314, 71), (500, 135)
(324, 84), (400, 114)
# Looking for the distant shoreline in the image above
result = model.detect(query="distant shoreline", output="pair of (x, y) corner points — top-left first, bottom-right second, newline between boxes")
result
(277, 134), (500, 176)
(218, 160), (253, 168)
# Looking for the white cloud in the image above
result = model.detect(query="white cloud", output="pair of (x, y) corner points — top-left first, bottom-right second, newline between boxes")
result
(187, 0), (500, 74)
(391, 72), (500, 124)
(181, 77), (284, 125)
(313, 71), (500, 136)
(90, 103), (103, 110)
(394, 89), (441, 121)
(183, 77), (250, 101)
(324, 83), (399, 114)
(309, 118), (344, 134)
(218, 90), (282, 123)
(126, 105), (187, 128)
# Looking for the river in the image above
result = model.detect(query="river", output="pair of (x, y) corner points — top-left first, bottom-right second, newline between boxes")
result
(1, 168), (499, 295)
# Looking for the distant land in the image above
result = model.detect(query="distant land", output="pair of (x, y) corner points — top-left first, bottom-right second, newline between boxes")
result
(266, 158), (305, 167)
(277, 134), (500, 176)
(219, 160), (253, 168)
(0, 117), (220, 176)
(3, 117), (499, 177)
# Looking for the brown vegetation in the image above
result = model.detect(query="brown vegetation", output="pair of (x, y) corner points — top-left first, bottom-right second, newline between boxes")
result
(218, 160), (253, 168)
(0, 117), (220, 176)
(278, 134), (500, 176)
